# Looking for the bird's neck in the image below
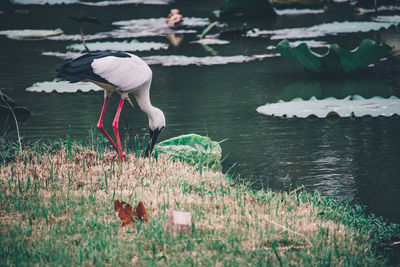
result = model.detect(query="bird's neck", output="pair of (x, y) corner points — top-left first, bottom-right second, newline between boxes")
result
(134, 89), (157, 120)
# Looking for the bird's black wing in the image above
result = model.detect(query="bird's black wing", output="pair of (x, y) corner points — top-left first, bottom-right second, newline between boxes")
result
(56, 51), (130, 84)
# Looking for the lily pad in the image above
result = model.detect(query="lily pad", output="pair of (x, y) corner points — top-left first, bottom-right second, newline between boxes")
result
(274, 8), (324, 16)
(373, 15), (400, 24)
(43, 51), (276, 65)
(0, 28), (64, 40)
(276, 39), (393, 74)
(11, 0), (78, 4)
(67, 40), (167, 52)
(248, 21), (398, 40)
(256, 95), (400, 118)
(154, 134), (222, 168)
(26, 79), (101, 93)
(191, 38), (230, 45)
(48, 17), (209, 41)
(141, 55), (260, 66)
(80, 0), (171, 6)
(357, 5), (400, 14)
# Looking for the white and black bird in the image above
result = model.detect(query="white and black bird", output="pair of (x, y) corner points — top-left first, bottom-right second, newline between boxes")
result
(57, 51), (166, 162)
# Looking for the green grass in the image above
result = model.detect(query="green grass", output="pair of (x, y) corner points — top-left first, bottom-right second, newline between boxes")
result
(0, 134), (399, 266)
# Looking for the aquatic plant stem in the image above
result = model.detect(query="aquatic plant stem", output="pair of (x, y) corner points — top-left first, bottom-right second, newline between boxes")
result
(0, 91), (22, 152)
(80, 23), (90, 54)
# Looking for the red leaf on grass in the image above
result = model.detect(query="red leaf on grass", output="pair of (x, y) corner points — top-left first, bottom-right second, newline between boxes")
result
(114, 200), (148, 227)
(114, 200), (135, 227)
(136, 201), (148, 223)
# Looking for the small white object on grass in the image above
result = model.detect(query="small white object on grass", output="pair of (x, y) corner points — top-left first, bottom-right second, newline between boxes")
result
(168, 211), (192, 233)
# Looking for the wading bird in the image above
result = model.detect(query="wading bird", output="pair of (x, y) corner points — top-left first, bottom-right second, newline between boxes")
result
(57, 51), (165, 162)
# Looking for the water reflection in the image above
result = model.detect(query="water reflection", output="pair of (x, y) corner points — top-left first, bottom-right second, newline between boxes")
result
(166, 33), (183, 47)
(275, 78), (394, 101)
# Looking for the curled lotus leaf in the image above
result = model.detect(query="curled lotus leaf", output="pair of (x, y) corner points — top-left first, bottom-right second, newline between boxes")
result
(276, 39), (393, 74)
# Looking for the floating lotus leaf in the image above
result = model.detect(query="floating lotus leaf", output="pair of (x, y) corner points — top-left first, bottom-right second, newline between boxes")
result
(11, 0), (170, 4)
(80, 0), (171, 6)
(11, 0), (78, 4)
(47, 17), (208, 41)
(42, 52), (273, 65)
(274, 9), (324, 16)
(141, 55), (259, 66)
(192, 38), (230, 45)
(276, 39), (393, 74)
(0, 28), (64, 40)
(26, 79), (101, 93)
(248, 21), (397, 40)
(257, 95), (400, 118)
(67, 40), (167, 52)
(154, 134), (222, 169)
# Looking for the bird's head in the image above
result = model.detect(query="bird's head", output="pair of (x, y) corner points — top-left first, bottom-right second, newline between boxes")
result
(145, 107), (166, 157)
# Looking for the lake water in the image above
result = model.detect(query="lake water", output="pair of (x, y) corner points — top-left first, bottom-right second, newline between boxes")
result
(1, 0), (400, 223)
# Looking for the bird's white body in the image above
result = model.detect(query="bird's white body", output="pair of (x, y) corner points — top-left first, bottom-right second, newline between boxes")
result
(91, 53), (152, 95)
(87, 53), (165, 132)
(57, 51), (165, 161)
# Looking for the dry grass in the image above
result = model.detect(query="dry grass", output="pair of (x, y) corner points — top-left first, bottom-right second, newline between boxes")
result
(0, 145), (388, 265)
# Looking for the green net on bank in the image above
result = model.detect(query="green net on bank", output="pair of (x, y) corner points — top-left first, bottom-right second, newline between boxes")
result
(154, 134), (222, 169)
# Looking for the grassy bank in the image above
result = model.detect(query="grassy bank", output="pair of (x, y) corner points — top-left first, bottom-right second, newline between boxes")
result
(0, 139), (398, 266)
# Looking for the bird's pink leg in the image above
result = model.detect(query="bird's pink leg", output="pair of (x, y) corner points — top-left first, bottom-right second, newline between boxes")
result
(97, 95), (118, 153)
(112, 97), (125, 162)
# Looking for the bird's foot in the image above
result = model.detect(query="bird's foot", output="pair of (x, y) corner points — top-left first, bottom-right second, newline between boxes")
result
(112, 152), (126, 162)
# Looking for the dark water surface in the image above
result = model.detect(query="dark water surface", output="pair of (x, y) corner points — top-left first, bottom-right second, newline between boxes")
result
(1, 1), (400, 223)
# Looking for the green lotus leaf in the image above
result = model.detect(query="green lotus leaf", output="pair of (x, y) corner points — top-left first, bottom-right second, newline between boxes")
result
(276, 39), (393, 74)
(154, 134), (222, 169)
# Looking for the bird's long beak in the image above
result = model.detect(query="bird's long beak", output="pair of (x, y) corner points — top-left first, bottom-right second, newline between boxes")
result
(145, 127), (163, 157)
